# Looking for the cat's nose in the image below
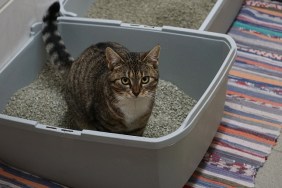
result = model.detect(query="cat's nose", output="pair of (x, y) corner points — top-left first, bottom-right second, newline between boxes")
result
(132, 91), (140, 97)
(132, 85), (140, 97)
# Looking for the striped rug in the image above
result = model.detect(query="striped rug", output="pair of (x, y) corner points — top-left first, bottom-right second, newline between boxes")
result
(186, 0), (282, 187)
(0, 163), (66, 188)
(1, 1), (282, 188)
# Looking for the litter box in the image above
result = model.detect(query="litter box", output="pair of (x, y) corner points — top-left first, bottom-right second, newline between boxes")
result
(62, 0), (244, 33)
(0, 17), (237, 188)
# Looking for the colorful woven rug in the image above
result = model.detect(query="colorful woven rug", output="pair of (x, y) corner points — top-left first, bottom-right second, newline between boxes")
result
(1, 0), (282, 188)
(186, 0), (282, 187)
(0, 163), (66, 188)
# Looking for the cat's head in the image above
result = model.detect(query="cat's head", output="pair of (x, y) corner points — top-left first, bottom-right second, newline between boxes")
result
(105, 45), (160, 100)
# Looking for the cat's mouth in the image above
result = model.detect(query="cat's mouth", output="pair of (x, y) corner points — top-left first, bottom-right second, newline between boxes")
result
(131, 94), (141, 98)
(129, 94), (146, 100)
(127, 92), (153, 100)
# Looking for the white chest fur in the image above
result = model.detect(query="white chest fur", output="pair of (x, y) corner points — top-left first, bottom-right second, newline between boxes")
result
(117, 97), (151, 128)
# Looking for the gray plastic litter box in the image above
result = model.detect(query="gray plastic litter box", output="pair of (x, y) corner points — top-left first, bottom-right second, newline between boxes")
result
(62, 0), (244, 33)
(0, 17), (236, 188)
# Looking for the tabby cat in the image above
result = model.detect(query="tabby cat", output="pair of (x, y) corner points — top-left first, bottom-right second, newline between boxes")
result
(42, 2), (160, 136)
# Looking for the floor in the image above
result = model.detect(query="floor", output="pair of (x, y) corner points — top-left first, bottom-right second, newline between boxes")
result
(256, 135), (282, 187)
(246, 0), (282, 185)
(232, 0), (282, 187)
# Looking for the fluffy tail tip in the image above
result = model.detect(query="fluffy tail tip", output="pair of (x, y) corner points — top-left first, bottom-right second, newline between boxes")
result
(49, 1), (60, 14)
(43, 1), (60, 22)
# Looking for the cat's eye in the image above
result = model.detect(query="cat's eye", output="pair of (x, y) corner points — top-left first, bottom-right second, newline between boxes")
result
(141, 76), (150, 84)
(121, 77), (130, 85)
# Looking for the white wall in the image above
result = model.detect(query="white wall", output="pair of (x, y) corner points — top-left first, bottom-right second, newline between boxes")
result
(0, 0), (55, 68)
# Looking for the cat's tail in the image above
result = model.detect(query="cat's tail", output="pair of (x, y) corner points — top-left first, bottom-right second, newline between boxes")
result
(42, 1), (74, 72)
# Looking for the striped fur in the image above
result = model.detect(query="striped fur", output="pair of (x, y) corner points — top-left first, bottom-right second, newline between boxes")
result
(42, 2), (160, 135)
(42, 1), (74, 72)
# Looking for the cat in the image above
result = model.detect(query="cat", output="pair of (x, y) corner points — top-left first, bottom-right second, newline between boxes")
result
(42, 2), (160, 136)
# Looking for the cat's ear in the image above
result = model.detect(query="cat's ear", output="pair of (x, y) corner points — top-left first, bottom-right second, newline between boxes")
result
(142, 45), (160, 68)
(105, 47), (122, 70)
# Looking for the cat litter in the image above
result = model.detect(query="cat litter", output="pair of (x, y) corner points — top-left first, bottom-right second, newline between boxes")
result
(2, 63), (197, 138)
(87, 0), (217, 29)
